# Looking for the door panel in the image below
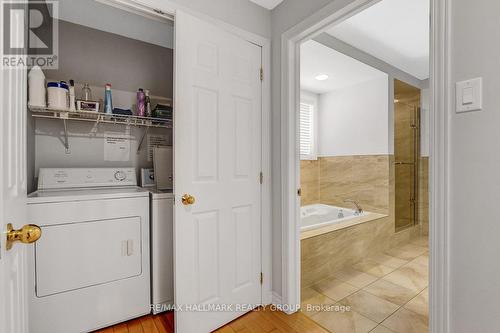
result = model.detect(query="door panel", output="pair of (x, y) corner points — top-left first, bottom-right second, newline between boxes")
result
(175, 10), (262, 333)
(0, 6), (29, 333)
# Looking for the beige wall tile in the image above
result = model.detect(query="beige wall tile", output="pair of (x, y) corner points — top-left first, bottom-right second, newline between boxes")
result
(318, 155), (390, 214)
(300, 160), (320, 206)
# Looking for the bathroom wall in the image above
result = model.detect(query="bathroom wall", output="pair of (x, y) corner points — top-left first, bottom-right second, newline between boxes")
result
(300, 160), (320, 206)
(319, 155), (390, 214)
(300, 76), (390, 215)
(318, 76), (389, 156)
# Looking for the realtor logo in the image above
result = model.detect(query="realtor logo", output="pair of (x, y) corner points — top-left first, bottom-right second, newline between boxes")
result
(2, 0), (58, 69)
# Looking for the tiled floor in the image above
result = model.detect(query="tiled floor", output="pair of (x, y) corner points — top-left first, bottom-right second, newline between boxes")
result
(302, 236), (429, 333)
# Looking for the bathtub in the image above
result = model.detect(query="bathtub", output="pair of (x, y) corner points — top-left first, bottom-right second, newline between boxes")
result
(301, 204), (367, 231)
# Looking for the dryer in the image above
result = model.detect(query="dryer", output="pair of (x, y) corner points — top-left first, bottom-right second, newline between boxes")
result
(27, 168), (150, 333)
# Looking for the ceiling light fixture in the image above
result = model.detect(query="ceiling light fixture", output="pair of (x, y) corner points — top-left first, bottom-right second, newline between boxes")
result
(315, 74), (329, 81)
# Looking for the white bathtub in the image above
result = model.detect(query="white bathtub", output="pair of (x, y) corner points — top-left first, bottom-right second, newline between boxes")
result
(301, 204), (367, 231)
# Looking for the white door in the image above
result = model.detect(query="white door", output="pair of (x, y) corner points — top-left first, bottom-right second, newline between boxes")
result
(0, 6), (30, 333)
(174, 10), (263, 333)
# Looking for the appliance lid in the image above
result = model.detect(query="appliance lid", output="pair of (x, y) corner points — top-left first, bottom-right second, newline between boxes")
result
(37, 168), (137, 190)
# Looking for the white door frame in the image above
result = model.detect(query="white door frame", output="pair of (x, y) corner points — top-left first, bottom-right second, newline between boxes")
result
(280, 1), (451, 332)
(106, 0), (273, 304)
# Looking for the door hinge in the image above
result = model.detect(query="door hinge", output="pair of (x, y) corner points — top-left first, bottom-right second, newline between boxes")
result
(260, 272), (263, 285)
(260, 67), (264, 81)
(297, 188), (302, 196)
(259, 172), (263, 184)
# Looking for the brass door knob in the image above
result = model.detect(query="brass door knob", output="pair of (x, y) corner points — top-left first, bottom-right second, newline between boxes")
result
(6, 223), (42, 250)
(181, 194), (196, 206)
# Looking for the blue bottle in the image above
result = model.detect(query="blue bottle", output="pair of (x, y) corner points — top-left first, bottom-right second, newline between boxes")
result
(104, 83), (113, 114)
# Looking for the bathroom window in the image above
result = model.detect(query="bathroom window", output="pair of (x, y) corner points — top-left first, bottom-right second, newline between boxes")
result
(300, 102), (316, 160)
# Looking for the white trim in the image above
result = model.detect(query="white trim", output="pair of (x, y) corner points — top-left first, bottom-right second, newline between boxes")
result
(429, 0), (451, 331)
(280, 2), (450, 332)
(271, 292), (283, 306)
(79, 0), (273, 310)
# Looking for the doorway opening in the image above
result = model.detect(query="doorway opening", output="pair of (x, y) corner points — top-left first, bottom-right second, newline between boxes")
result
(293, 0), (431, 331)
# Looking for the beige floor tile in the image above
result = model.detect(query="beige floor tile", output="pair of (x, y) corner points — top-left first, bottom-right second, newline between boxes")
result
(370, 325), (395, 333)
(382, 265), (428, 293)
(312, 306), (378, 333)
(382, 308), (428, 333)
(368, 253), (409, 269)
(408, 255), (429, 271)
(312, 277), (359, 301)
(385, 244), (428, 261)
(301, 286), (336, 316)
(411, 237), (429, 248)
(339, 290), (400, 323)
(352, 259), (396, 278)
(333, 267), (379, 288)
(404, 288), (429, 318)
(363, 279), (417, 306)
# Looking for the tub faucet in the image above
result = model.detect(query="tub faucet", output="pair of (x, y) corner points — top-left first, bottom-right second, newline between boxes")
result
(344, 199), (363, 215)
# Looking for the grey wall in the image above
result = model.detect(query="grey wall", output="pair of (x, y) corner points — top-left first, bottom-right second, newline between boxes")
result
(46, 20), (173, 97)
(142, 0), (271, 38)
(449, 1), (500, 331)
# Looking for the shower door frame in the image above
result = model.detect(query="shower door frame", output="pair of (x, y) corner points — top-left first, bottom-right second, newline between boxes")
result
(394, 100), (422, 232)
(279, 1), (451, 332)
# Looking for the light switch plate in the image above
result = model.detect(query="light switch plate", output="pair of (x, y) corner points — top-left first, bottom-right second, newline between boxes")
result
(456, 77), (482, 113)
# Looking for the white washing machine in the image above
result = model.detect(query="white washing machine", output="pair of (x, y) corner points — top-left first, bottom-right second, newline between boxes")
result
(27, 168), (151, 333)
(150, 189), (174, 314)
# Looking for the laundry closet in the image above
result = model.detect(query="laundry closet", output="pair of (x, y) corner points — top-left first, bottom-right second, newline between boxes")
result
(26, 1), (175, 332)
(16, 1), (266, 332)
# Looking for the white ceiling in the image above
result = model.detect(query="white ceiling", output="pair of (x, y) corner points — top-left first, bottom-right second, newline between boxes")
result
(300, 40), (386, 94)
(327, 0), (430, 80)
(248, 0), (284, 10)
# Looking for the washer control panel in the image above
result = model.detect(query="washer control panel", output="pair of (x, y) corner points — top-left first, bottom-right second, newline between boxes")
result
(38, 168), (137, 189)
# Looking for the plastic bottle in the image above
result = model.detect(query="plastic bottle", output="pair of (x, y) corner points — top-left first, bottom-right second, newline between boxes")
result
(28, 66), (46, 107)
(81, 83), (92, 101)
(145, 90), (152, 118)
(104, 84), (113, 114)
(69, 80), (76, 111)
(137, 88), (145, 117)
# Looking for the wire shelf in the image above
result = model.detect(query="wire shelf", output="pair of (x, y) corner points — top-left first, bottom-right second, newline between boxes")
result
(29, 106), (172, 129)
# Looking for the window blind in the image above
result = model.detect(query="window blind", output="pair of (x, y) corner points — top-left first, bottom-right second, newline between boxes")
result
(300, 102), (314, 158)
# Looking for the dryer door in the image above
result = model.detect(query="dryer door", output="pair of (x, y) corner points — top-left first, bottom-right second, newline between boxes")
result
(35, 217), (142, 297)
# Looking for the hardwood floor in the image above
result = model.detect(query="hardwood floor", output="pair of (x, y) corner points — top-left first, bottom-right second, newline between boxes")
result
(95, 307), (329, 333)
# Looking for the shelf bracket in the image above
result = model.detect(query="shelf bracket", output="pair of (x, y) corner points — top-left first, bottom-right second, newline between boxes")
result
(62, 118), (70, 154)
(137, 126), (149, 154)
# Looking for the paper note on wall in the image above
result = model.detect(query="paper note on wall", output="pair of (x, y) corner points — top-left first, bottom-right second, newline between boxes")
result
(147, 134), (169, 161)
(104, 133), (130, 161)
